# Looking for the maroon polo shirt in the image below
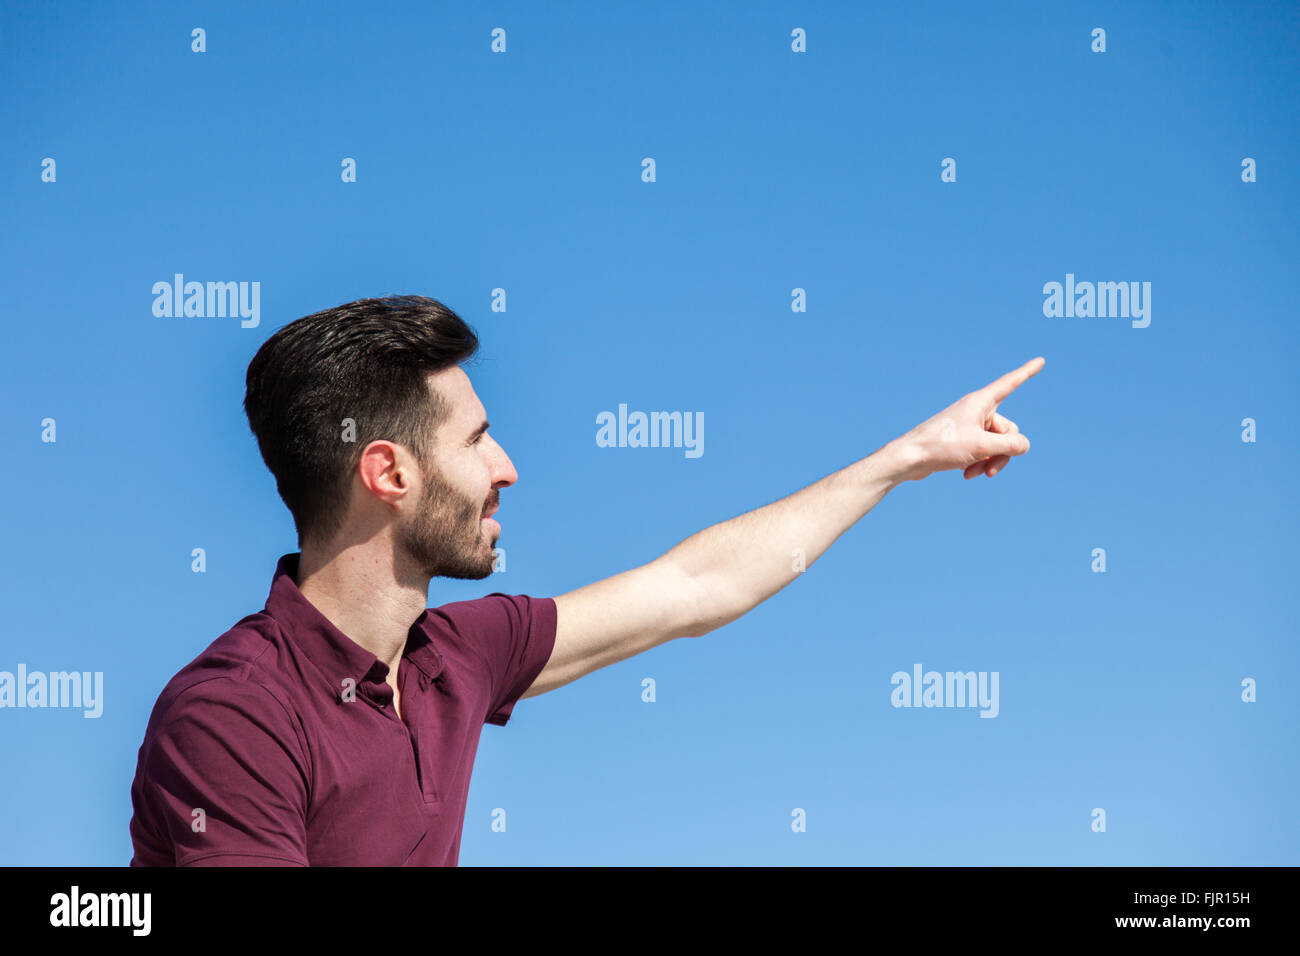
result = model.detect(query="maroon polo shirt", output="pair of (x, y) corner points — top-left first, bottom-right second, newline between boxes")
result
(128, 553), (556, 866)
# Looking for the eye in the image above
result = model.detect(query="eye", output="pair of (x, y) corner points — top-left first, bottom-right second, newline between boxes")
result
(470, 432), (485, 446)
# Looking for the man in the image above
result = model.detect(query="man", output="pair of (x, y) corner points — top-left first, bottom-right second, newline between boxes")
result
(128, 295), (1043, 866)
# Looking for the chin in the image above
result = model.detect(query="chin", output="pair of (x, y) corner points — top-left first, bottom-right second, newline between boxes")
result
(430, 563), (495, 582)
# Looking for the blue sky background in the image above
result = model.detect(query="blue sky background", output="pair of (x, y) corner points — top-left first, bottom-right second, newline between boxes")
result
(1, 0), (1296, 865)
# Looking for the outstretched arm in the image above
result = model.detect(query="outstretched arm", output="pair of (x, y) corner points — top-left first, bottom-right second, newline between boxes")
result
(527, 357), (1045, 699)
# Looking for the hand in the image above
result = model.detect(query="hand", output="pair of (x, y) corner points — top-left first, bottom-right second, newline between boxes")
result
(888, 357), (1045, 482)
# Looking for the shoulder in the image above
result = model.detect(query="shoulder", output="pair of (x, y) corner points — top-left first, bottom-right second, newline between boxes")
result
(426, 592), (554, 633)
(422, 593), (557, 726)
(142, 613), (307, 752)
(422, 593), (555, 662)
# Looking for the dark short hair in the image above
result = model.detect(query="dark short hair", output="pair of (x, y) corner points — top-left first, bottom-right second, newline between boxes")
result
(243, 295), (479, 548)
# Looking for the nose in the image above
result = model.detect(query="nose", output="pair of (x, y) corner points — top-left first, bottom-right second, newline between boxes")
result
(486, 434), (517, 489)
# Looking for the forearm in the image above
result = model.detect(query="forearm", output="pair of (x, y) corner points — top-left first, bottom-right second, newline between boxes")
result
(664, 438), (917, 637)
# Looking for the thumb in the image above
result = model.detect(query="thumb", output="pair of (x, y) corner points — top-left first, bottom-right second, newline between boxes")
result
(980, 431), (1031, 458)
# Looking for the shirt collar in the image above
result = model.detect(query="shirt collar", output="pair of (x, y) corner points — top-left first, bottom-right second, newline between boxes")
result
(263, 553), (444, 701)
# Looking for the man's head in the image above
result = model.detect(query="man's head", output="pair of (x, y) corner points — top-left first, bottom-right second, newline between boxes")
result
(243, 295), (515, 579)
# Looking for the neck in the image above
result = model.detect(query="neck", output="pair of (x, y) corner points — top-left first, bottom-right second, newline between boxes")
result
(296, 538), (430, 675)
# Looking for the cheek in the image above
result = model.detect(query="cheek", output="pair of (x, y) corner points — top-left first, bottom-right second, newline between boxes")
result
(470, 455), (494, 494)
(450, 456), (491, 502)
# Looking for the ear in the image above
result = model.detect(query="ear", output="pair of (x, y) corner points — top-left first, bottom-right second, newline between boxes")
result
(357, 440), (409, 503)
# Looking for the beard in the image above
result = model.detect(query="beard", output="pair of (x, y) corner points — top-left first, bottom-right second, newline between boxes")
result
(396, 458), (499, 580)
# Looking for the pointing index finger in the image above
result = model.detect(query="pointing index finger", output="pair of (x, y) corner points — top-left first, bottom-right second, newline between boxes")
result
(982, 356), (1045, 405)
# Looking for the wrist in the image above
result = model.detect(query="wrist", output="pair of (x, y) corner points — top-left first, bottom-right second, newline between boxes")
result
(879, 437), (927, 483)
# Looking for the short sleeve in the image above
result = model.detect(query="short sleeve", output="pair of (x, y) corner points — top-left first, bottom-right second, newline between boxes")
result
(134, 678), (311, 866)
(440, 593), (557, 726)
